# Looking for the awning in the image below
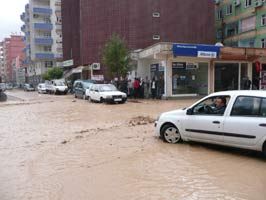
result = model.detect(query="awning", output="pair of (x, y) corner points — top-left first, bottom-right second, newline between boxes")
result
(64, 66), (84, 78)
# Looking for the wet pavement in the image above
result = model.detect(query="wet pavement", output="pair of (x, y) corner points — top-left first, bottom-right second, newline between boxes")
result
(0, 90), (266, 200)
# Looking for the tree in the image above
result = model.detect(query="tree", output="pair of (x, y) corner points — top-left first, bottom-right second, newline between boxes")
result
(102, 34), (131, 78)
(42, 67), (63, 80)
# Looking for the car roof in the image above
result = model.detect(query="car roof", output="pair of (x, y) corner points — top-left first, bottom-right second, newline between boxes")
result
(209, 90), (266, 98)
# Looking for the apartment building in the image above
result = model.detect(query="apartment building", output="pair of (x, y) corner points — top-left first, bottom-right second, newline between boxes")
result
(0, 36), (25, 83)
(62, 0), (215, 79)
(215, 0), (266, 47)
(21, 0), (63, 85)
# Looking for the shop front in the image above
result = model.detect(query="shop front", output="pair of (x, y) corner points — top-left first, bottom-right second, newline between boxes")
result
(135, 42), (266, 98)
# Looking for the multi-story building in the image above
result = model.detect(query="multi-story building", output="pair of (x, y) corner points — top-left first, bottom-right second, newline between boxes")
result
(0, 42), (4, 82)
(62, 0), (215, 79)
(21, 0), (63, 85)
(1, 36), (25, 83)
(215, 0), (266, 48)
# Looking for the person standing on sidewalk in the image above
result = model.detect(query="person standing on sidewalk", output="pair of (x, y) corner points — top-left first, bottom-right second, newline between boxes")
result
(151, 77), (156, 99)
(133, 78), (140, 99)
(144, 76), (150, 99)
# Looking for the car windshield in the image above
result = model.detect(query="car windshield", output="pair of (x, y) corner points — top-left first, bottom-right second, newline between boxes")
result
(99, 85), (117, 92)
(55, 82), (65, 86)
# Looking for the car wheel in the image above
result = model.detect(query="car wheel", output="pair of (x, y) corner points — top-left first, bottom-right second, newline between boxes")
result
(74, 94), (77, 98)
(99, 97), (104, 103)
(160, 124), (182, 144)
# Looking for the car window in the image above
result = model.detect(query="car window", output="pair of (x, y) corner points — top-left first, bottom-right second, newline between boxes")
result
(192, 95), (230, 116)
(260, 98), (266, 117)
(231, 96), (261, 117)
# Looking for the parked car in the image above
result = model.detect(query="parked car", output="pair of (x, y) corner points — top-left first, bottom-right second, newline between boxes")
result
(24, 84), (35, 92)
(46, 79), (68, 95)
(74, 80), (94, 99)
(37, 83), (47, 94)
(6, 83), (13, 90)
(155, 90), (266, 156)
(0, 83), (6, 93)
(87, 84), (127, 103)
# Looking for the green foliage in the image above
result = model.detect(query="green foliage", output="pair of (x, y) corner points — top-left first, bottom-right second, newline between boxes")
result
(42, 67), (63, 80)
(102, 34), (131, 78)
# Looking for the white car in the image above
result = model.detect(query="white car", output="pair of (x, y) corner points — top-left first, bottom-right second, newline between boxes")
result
(46, 80), (68, 95)
(37, 83), (47, 94)
(87, 84), (127, 103)
(155, 90), (266, 156)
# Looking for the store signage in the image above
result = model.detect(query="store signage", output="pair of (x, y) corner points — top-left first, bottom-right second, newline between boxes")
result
(172, 43), (221, 58)
(63, 59), (74, 67)
(197, 51), (217, 58)
(92, 75), (104, 81)
(172, 62), (185, 69)
(186, 63), (199, 70)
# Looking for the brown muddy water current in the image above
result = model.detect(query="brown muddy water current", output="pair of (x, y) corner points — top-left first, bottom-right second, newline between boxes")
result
(0, 91), (265, 200)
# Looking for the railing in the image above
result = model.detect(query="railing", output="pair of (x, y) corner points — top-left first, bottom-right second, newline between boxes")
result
(35, 37), (53, 45)
(33, 7), (52, 15)
(34, 23), (53, 30)
(35, 53), (55, 60)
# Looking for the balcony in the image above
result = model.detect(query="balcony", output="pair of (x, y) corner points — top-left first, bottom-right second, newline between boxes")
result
(34, 23), (53, 31)
(35, 37), (53, 45)
(20, 12), (26, 21)
(21, 25), (26, 32)
(35, 53), (54, 60)
(33, 7), (52, 15)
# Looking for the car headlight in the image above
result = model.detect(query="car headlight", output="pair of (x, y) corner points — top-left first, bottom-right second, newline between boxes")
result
(105, 95), (112, 99)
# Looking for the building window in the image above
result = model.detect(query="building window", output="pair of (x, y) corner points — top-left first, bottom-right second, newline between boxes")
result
(262, 39), (266, 48)
(226, 4), (233, 15)
(217, 9), (223, 20)
(153, 35), (160, 40)
(240, 16), (256, 32)
(45, 61), (53, 68)
(152, 12), (160, 18)
(245, 0), (252, 7)
(262, 14), (266, 26)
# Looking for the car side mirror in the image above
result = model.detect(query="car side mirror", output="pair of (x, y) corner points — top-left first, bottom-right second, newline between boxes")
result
(186, 108), (193, 115)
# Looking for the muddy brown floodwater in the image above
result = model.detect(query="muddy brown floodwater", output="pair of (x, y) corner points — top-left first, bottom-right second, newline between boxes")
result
(0, 90), (266, 200)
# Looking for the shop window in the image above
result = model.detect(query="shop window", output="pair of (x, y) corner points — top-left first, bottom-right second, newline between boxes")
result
(45, 61), (53, 68)
(215, 63), (239, 92)
(172, 62), (208, 95)
(261, 14), (266, 26)
(245, 0), (252, 7)
(225, 4), (233, 15)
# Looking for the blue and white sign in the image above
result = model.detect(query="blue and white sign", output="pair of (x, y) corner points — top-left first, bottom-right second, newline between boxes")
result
(172, 43), (221, 58)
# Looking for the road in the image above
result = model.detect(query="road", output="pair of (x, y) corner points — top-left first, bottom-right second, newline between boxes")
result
(0, 90), (266, 200)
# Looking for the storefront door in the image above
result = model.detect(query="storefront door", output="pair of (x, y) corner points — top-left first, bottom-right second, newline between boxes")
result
(215, 63), (239, 92)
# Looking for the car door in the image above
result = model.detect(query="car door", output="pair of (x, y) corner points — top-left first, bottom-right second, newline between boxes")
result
(76, 83), (82, 98)
(223, 96), (266, 147)
(183, 95), (230, 143)
(90, 85), (97, 101)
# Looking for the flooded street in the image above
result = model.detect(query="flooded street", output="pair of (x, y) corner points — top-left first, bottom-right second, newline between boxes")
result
(0, 90), (266, 200)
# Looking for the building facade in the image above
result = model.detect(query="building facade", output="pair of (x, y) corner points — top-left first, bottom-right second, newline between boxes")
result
(0, 42), (4, 82)
(21, 0), (63, 85)
(62, 0), (215, 80)
(215, 0), (266, 48)
(135, 42), (266, 97)
(1, 36), (25, 83)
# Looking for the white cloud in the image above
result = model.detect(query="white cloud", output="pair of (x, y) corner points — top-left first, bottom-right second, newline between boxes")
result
(0, 0), (29, 40)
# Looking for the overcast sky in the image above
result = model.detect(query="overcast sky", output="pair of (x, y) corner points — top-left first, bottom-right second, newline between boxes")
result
(0, 0), (29, 41)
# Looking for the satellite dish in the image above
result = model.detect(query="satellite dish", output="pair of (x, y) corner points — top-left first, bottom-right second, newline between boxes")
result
(215, 42), (224, 47)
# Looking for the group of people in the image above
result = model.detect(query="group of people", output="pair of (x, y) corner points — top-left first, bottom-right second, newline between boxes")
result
(112, 76), (164, 99)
